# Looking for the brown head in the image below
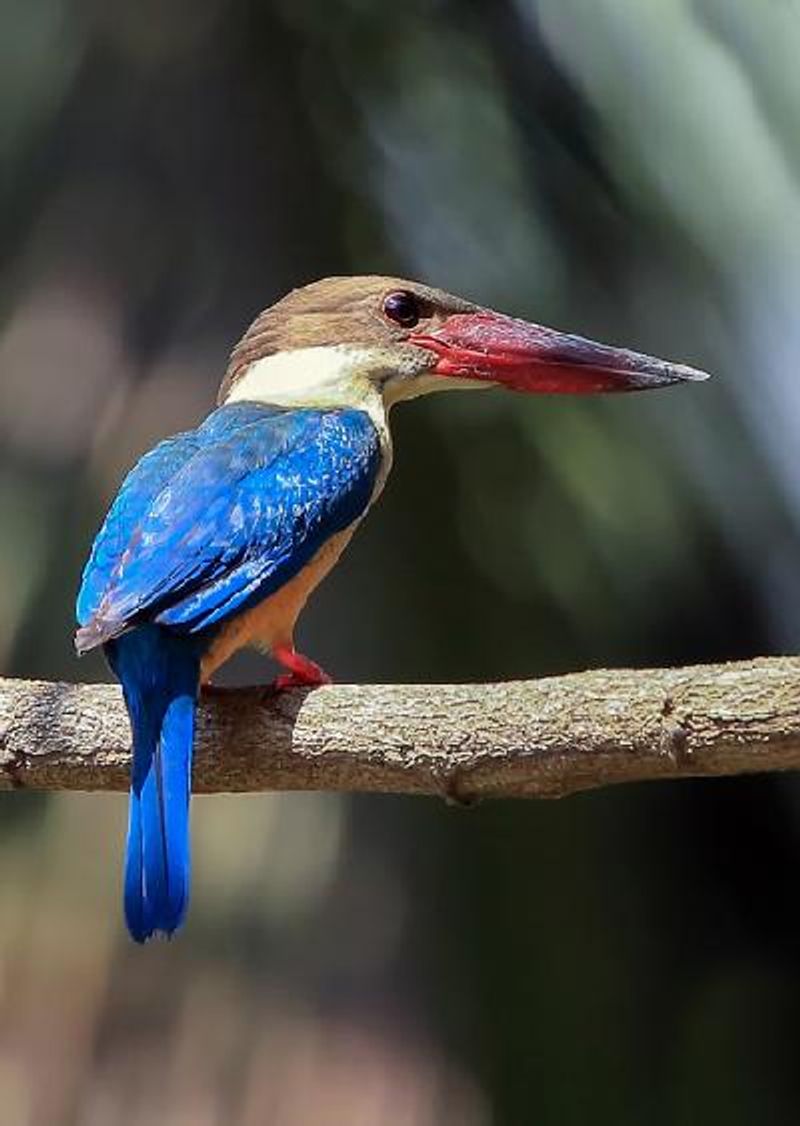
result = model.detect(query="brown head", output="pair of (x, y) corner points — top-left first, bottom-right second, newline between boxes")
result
(219, 275), (708, 409)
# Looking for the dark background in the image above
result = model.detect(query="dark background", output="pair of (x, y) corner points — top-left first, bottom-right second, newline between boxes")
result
(2, 1), (799, 1122)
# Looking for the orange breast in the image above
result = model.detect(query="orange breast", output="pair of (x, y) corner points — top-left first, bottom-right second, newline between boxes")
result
(200, 524), (358, 681)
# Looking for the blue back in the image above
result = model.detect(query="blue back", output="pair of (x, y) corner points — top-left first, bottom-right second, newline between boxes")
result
(77, 402), (382, 645)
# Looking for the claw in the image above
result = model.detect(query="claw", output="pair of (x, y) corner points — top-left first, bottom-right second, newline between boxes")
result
(271, 645), (332, 691)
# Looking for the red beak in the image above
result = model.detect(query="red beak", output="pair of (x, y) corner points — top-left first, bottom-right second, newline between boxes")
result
(408, 311), (709, 393)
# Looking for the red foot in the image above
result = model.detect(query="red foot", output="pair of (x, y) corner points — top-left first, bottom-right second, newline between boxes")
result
(272, 646), (332, 691)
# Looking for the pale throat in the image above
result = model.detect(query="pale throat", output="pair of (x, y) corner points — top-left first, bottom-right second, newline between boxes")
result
(223, 345), (395, 428)
(223, 343), (491, 420)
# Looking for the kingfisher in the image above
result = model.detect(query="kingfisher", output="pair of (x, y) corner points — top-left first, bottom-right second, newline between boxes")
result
(75, 275), (707, 942)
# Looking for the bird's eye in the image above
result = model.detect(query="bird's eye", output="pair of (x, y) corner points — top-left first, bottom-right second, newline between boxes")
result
(383, 290), (421, 328)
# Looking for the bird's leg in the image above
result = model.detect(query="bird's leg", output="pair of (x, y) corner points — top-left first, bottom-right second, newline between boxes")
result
(271, 643), (332, 691)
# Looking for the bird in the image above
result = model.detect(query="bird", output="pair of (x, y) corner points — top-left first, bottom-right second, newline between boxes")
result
(75, 275), (708, 942)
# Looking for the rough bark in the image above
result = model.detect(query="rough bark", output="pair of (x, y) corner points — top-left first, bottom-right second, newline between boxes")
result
(1, 657), (799, 800)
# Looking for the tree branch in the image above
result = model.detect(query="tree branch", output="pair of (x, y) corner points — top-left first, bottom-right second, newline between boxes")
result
(1, 658), (799, 800)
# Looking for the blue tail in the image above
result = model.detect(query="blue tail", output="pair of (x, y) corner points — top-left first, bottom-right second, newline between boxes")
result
(107, 626), (200, 943)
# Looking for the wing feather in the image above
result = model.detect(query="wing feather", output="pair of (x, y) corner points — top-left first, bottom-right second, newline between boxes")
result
(76, 403), (380, 650)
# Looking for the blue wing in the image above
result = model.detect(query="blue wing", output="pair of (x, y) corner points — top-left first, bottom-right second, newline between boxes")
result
(76, 402), (381, 650)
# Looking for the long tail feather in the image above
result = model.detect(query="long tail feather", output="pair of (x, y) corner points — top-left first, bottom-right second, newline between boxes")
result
(108, 627), (200, 942)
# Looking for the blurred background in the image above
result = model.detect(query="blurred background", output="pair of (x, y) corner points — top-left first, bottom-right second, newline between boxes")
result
(2, 0), (800, 1122)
